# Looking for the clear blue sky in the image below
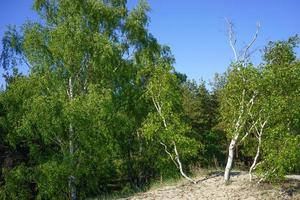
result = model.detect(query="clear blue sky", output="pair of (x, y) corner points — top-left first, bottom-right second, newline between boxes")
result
(1, 0), (300, 86)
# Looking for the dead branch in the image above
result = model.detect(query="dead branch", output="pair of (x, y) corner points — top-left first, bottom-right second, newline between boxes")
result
(242, 22), (261, 61)
(225, 18), (260, 64)
(225, 18), (238, 62)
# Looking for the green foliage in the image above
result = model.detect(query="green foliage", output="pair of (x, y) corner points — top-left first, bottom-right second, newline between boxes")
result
(140, 58), (200, 173)
(255, 36), (300, 182)
(0, 0), (299, 198)
(219, 63), (260, 137)
(0, 0), (204, 198)
(181, 80), (226, 166)
(0, 165), (34, 200)
(217, 36), (300, 182)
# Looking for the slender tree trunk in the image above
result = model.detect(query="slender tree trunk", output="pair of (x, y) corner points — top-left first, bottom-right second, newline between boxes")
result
(173, 141), (196, 184)
(68, 77), (77, 200)
(249, 119), (266, 182)
(224, 19), (260, 182)
(224, 91), (256, 183)
(249, 136), (261, 181)
(224, 106), (243, 183)
(224, 133), (239, 182)
(152, 97), (195, 184)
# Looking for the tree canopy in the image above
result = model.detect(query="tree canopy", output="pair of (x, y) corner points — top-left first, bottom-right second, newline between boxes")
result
(0, 1), (299, 199)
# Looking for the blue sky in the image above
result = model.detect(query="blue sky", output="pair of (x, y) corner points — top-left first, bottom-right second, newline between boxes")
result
(1, 0), (300, 86)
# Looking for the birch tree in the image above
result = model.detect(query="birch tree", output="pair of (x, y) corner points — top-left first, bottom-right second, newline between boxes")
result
(244, 96), (269, 182)
(220, 64), (259, 182)
(140, 56), (199, 184)
(254, 36), (300, 182)
(222, 19), (260, 182)
(0, 0), (183, 198)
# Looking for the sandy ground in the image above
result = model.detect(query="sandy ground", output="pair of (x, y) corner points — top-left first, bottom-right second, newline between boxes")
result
(122, 172), (300, 200)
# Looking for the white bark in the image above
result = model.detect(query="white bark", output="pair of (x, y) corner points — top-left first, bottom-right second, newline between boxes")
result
(249, 119), (267, 182)
(152, 96), (196, 184)
(224, 132), (239, 182)
(173, 141), (196, 184)
(242, 22), (260, 62)
(224, 90), (245, 182)
(225, 18), (260, 64)
(68, 77), (77, 200)
(249, 134), (261, 182)
(224, 91), (256, 183)
(225, 18), (238, 62)
(159, 141), (179, 169)
(223, 19), (259, 181)
(239, 120), (257, 144)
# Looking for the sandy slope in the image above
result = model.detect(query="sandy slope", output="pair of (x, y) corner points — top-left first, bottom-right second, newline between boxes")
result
(122, 172), (300, 200)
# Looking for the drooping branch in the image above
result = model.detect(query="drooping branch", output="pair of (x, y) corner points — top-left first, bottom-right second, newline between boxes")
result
(160, 141), (179, 168)
(173, 141), (196, 184)
(285, 175), (300, 181)
(151, 95), (195, 184)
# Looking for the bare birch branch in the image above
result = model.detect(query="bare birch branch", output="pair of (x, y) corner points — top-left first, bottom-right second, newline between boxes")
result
(160, 141), (179, 168)
(173, 141), (196, 184)
(242, 22), (261, 61)
(249, 119), (267, 181)
(151, 93), (195, 183)
(239, 120), (257, 144)
(225, 18), (238, 62)
(225, 18), (260, 63)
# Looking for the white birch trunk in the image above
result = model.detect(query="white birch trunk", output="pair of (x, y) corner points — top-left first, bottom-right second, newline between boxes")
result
(152, 97), (196, 184)
(224, 132), (239, 182)
(173, 141), (196, 184)
(249, 119), (267, 182)
(68, 77), (77, 200)
(224, 91), (256, 183)
(223, 19), (260, 183)
(249, 136), (261, 182)
(224, 96), (244, 183)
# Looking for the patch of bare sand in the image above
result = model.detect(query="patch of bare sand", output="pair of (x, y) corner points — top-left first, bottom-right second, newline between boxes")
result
(122, 172), (300, 200)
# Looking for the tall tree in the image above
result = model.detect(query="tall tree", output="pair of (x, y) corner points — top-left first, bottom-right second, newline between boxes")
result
(220, 63), (260, 182)
(0, 0), (202, 198)
(255, 36), (300, 182)
(222, 19), (260, 182)
(181, 80), (225, 167)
